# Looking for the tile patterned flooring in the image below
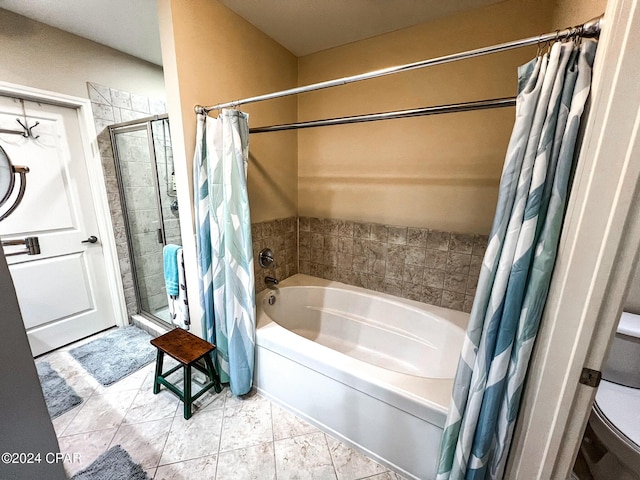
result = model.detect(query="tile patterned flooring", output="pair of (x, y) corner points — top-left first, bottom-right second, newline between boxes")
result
(38, 330), (407, 479)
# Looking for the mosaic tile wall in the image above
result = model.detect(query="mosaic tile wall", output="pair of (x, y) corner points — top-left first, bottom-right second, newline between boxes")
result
(252, 216), (298, 293)
(87, 82), (167, 317)
(298, 216), (488, 313)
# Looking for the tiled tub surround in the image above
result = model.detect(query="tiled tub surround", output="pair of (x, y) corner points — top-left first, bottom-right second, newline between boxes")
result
(252, 216), (298, 293)
(88, 82), (167, 317)
(298, 216), (488, 313)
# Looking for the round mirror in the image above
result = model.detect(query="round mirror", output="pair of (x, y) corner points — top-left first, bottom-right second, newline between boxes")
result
(0, 145), (15, 207)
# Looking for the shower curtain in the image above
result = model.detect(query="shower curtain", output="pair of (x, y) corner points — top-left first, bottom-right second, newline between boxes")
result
(194, 109), (256, 396)
(437, 39), (597, 480)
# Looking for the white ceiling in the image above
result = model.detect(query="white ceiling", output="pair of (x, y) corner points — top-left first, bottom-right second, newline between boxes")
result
(0, 0), (504, 64)
(220, 0), (505, 56)
(0, 0), (163, 65)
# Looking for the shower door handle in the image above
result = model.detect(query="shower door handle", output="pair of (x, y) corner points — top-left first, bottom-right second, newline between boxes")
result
(157, 228), (164, 244)
(81, 235), (98, 244)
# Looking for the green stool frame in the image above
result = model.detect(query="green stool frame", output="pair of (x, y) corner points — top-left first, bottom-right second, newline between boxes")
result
(151, 328), (222, 420)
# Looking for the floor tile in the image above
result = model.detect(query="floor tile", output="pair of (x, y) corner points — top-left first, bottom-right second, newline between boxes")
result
(159, 409), (224, 465)
(272, 402), (320, 440)
(63, 389), (137, 435)
(327, 436), (386, 480)
(223, 386), (260, 409)
(145, 467), (157, 479)
(192, 386), (226, 412)
(124, 388), (179, 424)
(364, 473), (407, 480)
(216, 442), (275, 479)
(219, 391), (273, 452)
(52, 404), (82, 436)
(141, 369), (158, 391)
(146, 362), (185, 392)
(57, 427), (117, 476)
(143, 365), (225, 413)
(155, 454), (218, 479)
(47, 330), (392, 480)
(110, 419), (172, 468)
(275, 432), (337, 480)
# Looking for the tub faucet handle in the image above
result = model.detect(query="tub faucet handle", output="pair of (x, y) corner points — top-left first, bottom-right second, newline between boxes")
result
(259, 248), (276, 269)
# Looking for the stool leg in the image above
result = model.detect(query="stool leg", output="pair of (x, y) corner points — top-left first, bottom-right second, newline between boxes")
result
(183, 364), (192, 420)
(204, 353), (222, 393)
(153, 350), (164, 394)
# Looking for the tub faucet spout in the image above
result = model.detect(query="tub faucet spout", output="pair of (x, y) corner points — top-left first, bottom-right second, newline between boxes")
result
(265, 276), (279, 287)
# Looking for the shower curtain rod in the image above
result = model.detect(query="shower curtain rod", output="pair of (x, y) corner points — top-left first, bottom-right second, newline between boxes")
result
(249, 97), (516, 133)
(194, 15), (602, 115)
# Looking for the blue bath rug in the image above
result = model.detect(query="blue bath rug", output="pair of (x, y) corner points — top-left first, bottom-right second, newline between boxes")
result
(71, 445), (150, 480)
(36, 362), (82, 419)
(69, 327), (156, 386)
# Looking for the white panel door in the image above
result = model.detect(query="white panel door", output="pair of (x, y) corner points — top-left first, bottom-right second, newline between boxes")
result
(0, 97), (116, 355)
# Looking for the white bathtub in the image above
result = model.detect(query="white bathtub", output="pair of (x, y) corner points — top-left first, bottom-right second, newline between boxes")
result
(254, 274), (468, 479)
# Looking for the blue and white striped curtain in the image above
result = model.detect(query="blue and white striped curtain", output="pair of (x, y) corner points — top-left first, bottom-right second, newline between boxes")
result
(437, 39), (597, 480)
(194, 109), (256, 396)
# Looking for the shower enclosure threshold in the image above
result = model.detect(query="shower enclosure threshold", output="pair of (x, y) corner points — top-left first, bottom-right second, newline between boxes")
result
(131, 314), (170, 338)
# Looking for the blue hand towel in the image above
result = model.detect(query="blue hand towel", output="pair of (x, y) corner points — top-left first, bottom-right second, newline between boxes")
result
(163, 244), (181, 297)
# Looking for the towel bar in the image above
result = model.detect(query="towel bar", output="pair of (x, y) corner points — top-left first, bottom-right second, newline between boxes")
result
(2, 236), (40, 256)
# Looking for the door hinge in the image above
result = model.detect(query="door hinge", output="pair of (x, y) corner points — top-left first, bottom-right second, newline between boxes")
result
(579, 367), (602, 388)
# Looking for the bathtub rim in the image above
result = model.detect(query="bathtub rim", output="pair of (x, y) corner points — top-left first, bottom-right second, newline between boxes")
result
(255, 273), (469, 428)
(261, 273), (469, 331)
(262, 280), (466, 379)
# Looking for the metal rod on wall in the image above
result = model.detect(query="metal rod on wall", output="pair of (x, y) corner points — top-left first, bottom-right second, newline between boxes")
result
(249, 97), (516, 134)
(194, 15), (602, 115)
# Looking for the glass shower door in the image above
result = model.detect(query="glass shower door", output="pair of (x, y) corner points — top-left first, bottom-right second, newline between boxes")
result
(110, 117), (180, 325)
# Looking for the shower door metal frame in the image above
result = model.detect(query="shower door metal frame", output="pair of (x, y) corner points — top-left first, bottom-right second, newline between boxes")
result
(109, 114), (171, 325)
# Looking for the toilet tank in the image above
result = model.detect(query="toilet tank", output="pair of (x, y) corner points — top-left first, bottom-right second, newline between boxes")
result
(602, 312), (640, 388)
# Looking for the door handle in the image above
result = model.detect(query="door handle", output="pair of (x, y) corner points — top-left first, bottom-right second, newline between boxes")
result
(81, 235), (98, 244)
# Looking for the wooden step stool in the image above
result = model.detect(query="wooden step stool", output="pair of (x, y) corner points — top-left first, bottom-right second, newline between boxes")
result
(150, 328), (222, 419)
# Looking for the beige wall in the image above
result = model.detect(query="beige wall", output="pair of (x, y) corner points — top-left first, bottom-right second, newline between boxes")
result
(157, 0), (613, 333)
(0, 9), (165, 100)
(158, 0), (298, 224)
(297, 0), (606, 234)
(158, 0), (298, 337)
(550, 0), (606, 30)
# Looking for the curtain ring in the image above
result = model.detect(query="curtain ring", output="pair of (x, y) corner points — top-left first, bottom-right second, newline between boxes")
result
(573, 26), (584, 45)
(536, 34), (545, 57)
(536, 40), (551, 58)
(574, 32), (583, 47)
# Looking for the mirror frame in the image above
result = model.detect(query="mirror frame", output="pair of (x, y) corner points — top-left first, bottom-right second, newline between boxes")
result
(0, 144), (15, 208)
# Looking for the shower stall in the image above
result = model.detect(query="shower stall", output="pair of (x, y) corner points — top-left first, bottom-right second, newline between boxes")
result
(109, 115), (181, 325)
